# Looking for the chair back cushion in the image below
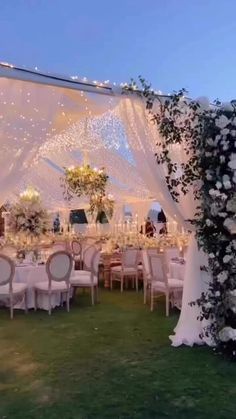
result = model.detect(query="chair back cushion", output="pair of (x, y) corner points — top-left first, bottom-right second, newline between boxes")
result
(141, 249), (150, 278)
(123, 249), (139, 268)
(83, 245), (97, 270)
(149, 254), (167, 284)
(71, 240), (82, 256)
(91, 250), (101, 275)
(0, 254), (15, 286)
(46, 251), (72, 282)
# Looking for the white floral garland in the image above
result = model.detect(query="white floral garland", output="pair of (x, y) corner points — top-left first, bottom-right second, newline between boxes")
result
(127, 79), (236, 359)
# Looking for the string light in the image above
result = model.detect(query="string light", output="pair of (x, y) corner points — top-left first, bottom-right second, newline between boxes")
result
(0, 61), (158, 207)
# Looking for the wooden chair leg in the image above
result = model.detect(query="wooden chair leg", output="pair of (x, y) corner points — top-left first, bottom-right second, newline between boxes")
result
(135, 274), (138, 292)
(144, 282), (147, 304)
(10, 295), (13, 319)
(150, 287), (154, 312)
(166, 292), (170, 317)
(34, 290), (38, 311)
(91, 287), (94, 305)
(121, 275), (123, 293)
(66, 291), (70, 312)
(48, 293), (52, 315)
(24, 291), (28, 314)
(95, 286), (99, 303)
(110, 275), (113, 290)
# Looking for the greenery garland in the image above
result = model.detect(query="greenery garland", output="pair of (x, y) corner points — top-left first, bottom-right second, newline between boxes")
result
(127, 78), (236, 359)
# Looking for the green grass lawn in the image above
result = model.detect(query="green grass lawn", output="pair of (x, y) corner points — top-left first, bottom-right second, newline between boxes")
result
(0, 289), (236, 419)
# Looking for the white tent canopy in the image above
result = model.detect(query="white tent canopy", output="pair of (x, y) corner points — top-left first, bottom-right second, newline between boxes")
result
(0, 61), (194, 225)
(0, 62), (161, 217)
(0, 61), (209, 348)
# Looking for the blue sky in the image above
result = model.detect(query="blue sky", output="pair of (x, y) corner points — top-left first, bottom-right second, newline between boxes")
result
(1, 0), (236, 100)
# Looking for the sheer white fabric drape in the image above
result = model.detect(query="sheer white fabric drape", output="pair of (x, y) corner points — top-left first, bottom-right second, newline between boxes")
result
(129, 201), (151, 226)
(118, 96), (208, 347)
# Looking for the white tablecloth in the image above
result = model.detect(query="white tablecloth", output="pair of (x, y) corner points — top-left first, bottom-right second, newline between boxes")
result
(14, 264), (66, 310)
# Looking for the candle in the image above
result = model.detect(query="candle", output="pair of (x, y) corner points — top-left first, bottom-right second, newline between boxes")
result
(173, 221), (177, 233)
(166, 221), (170, 233)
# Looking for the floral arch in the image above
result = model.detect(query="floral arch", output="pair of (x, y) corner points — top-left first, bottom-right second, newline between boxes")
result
(127, 79), (236, 359)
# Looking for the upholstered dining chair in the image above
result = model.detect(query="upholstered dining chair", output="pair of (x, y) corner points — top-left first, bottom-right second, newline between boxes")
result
(82, 245), (98, 271)
(149, 254), (183, 316)
(0, 254), (28, 319)
(110, 248), (140, 292)
(70, 249), (101, 305)
(71, 239), (82, 270)
(164, 247), (180, 268)
(141, 248), (159, 304)
(34, 251), (73, 315)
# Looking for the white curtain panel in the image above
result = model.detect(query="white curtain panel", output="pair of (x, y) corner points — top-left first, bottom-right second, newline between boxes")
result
(119, 96), (209, 347)
(129, 200), (151, 225)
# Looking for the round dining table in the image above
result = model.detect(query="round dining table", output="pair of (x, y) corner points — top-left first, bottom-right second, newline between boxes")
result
(14, 264), (65, 310)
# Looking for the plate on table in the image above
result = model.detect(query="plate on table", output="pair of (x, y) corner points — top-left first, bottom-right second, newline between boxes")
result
(171, 257), (185, 265)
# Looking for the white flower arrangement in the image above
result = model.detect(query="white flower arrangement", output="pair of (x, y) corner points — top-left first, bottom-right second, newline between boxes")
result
(8, 186), (49, 238)
(219, 327), (236, 342)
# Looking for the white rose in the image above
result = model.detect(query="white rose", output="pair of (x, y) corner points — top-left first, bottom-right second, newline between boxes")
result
(206, 219), (213, 226)
(209, 253), (215, 258)
(216, 115), (229, 129)
(216, 181), (222, 189)
(226, 196), (236, 212)
(196, 96), (210, 109)
(224, 218), (236, 234)
(219, 326), (236, 342)
(221, 193), (228, 201)
(207, 138), (214, 146)
(221, 128), (230, 136)
(215, 291), (221, 297)
(228, 153), (236, 170)
(209, 189), (220, 197)
(217, 271), (228, 284)
(223, 254), (232, 263)
(220, 155), (226, 163)
(223, 180), (231, 189)
(218, 212), (227, 218)
(221, 102), (234, 111)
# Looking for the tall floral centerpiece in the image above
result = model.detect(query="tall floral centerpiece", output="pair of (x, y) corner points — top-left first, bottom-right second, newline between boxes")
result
(8, 186), (49, 241)
(62, 164), (114, 220)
